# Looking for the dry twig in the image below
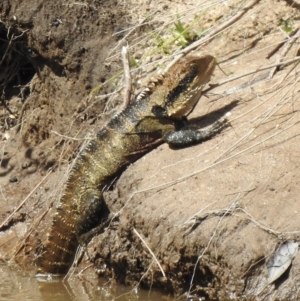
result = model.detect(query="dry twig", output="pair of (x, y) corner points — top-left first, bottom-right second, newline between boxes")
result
(133, 228), (166, 278)
(268, 29), (300, 78)
(0, 168), (53, 230)
(121, 45), (132, 108)
(165, 0), (262, 72)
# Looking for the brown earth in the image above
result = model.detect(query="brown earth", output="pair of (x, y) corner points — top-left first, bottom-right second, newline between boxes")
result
(1, 0), (300, 300)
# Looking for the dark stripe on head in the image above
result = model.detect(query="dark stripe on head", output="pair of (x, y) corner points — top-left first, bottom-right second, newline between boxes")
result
(166, 64), (198, 105)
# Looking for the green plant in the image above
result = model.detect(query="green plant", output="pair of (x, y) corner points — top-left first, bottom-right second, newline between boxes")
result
(279, 18), (292, 33)
(173, 16), (200, 47)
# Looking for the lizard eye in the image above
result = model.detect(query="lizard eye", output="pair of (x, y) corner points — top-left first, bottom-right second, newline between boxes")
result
(190, 63), (197, 71)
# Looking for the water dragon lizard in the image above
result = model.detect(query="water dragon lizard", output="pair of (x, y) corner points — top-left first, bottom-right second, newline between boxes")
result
(37, 54), (229, 276)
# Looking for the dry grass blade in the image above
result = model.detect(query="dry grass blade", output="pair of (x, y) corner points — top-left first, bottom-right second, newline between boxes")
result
(0, 25), (32, 106)
(165, 0), (262, 71)
(207, 56), (300, 90)
(12, 210), (48, 258)
(268, 29), (300, 78)
(187, 196), (240, 296)
(133, 228), (166, 278)
(0, 168), (53, 230)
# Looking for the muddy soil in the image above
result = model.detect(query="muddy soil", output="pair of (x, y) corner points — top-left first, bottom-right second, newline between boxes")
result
(1, 0), (300, 300)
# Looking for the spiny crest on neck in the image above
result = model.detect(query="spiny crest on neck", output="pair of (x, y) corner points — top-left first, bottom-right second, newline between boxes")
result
(135, 71), (166, 102)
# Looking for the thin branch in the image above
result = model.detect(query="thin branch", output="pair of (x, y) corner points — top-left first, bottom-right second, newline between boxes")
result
(164, 0), (262, 72)
(51, 130), (95, 141)
(12, 210), (48, 258)
(63, 245), (84, 281)
(205, 56), (300, 92)
(0, 34), (13, 67)
(0, 168), (53, 230)
(121, 45), (132, 108)
(108, 9), (159, 58)
(133, 228), (166, 278)
(188, 196), (239, 296)
(269, 29), (300, 78)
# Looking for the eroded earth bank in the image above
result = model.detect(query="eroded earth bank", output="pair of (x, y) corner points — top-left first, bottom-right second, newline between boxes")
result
(1, 0), (300, 300)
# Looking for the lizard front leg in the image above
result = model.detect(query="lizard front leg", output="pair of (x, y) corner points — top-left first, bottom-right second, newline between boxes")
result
(163, 116), (229, 147)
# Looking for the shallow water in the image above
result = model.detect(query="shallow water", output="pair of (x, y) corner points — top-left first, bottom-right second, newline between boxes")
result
(0, 262), (172, 301)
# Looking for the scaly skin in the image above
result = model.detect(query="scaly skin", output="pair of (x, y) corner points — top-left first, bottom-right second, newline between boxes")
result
(37, 54), (228, 275)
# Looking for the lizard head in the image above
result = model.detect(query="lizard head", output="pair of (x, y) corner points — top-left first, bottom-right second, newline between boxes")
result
(151, 54), (216, 119)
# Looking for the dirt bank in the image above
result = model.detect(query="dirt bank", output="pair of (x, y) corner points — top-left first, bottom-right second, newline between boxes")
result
(1, 0), (300, 300)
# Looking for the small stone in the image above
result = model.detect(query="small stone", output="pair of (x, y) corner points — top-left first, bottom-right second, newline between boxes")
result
(22, 161), (32, 169)
(134, 51), (143, 60)
(151, 54), (162, 62)
(9, 176), (18, 183)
